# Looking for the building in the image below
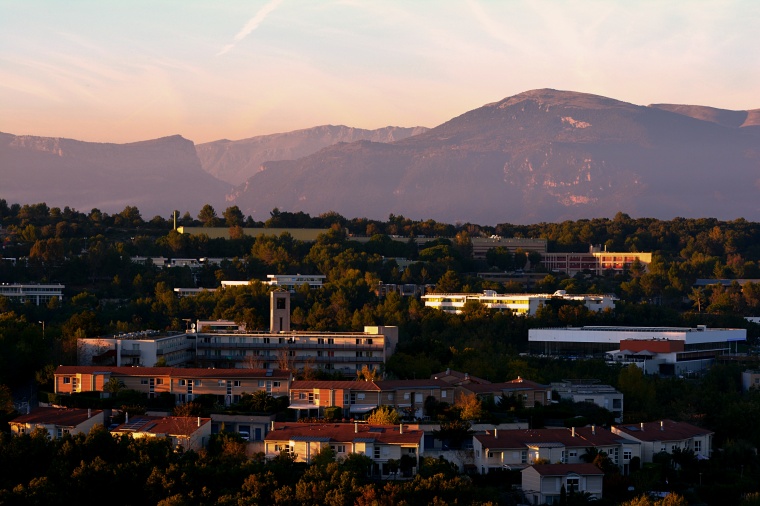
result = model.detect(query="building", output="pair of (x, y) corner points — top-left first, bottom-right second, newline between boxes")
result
(111, 415), (212, 451)
(541, 246), (652, 276)
(0, 283), (64, 305)
(10, 407), (104, 438)
(264, 422), (423, 477)
(521, 464), (604, 505)
(742, 370), (760, 391)
(431, 369), (491, 386)
(192, 292), (398, 376)
(77, 330), (195, 367)
(288, 379), (455, 419)
(422, 290), (616, 315)
(459, 377), (552, 408)
(550, 380), (624, 423)
(611, 420), (713, 462)
(529, 326), (746, 371)
(54, 366), (292, 406)
(470, 236), (548, 259)
(221, 274), (326, 292)
(473, 426), (641, 475)
(210, 413), (277, 443)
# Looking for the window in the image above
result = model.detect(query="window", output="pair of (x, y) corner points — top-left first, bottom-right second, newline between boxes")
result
(273, 381), (281, 388)
(155, 378), (164, 385)
(367, 338), (373, 344)
(521, 451), (527, 464)
(63, 377), (71, 384)
(561, 450), (566, 463)
(308, 393), (314, 403)
(263, 338), (270, 344)
(276, 298), (286, 309)
(356, 339), (361, 345)
(623, 450), (632, 460)
(318, 338), (324, 344)
(317, 351), (323, 357)
(258, 381), (265, 387)
(279, 338), (285, 344)
(374, 447), (381, 459)
(327, 351), (334, 357)
(178, 379), (186, 386)
(568, 450), (578, 458)
(299, 392), (306, 400)
(328, 338), (334, 345)
(442, 391), (447, 398)
(288, 350), (295, 357)
(357, 393), (365, 400)
(218, 380), (225, 386)
(388, 393), (394, 401)
(234, 381), (241, 387)
(331, 444), (346, 453)
(566, 477), (579, 493)
(194, 380), (202, 386)
(141, 379), (148, 385)
(404, 393), (410, 400)
(694, 440), (702, 453)
(356, 351), (363, 357)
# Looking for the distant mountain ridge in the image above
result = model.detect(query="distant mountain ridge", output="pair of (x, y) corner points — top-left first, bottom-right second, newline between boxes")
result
(196, 125), (429, 185)
(2, 89), (759, 224)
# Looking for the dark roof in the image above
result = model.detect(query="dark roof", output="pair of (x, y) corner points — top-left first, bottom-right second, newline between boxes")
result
(291, 380), (381, 391)
(11, 407), (103, 427)
(475, 426), (633, 450)
(430, 369), (491, 385)
(112, 416), (210, 436)
(525, 463), (604, 476)
(612, 419), (713, 442)
(266, 422), (422, 445)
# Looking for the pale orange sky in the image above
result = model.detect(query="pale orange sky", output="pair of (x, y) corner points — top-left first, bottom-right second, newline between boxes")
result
(1, 0), (758, 144)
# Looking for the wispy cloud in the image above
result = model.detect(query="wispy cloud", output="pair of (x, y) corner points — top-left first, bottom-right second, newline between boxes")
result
(217, 0), (284, 56)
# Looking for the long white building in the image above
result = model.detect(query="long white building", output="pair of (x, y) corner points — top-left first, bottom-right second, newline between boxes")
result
(0, 283), (64, 305)
(422, 290), (616, 315)
(529, 325), (746, 374)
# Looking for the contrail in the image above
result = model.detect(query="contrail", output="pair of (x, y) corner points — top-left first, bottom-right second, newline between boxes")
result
(217, 0), (284, 56)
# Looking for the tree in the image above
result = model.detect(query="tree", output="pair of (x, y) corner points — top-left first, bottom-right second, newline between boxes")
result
(455, 392), (484, 421)
(356, 365), (380, 381)
(223, 206), (245, 227)
(198, 204), (219, 227)
(367, 406), (401, 425)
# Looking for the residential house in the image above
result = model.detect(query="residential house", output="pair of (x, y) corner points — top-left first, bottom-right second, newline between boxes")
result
(459, 376), (552, 408)
(473, 426), (641, 475)
(111, 415), (211, 451)
(264, 422), (423, 477)
(521, 463), (604, 505)
(431, 368), (491, 386)
(10, 407), (104, 439)
(611, 419), (713, 462)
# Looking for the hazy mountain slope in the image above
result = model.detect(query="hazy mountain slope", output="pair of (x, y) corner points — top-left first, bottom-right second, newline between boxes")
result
(1, 133), (231, 218)
(196, 125), (429, 185)
(230, 89), (760, 225)
(649, 103), (760, 128)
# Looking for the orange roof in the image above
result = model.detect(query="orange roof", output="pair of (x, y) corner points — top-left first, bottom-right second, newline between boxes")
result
(55, 365), (291, 379)
(475, 426), (631, 450)
(291, 380), (381, 391)
(112, 416), (211, 437)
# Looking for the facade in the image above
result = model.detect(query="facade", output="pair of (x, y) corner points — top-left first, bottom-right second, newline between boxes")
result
(459, 377), (552, 408)
(77, 330), (194, 367)
(470, 236), (548, 259)
(288, 379), (455, 419)
(541, 246), (652, 276)
(264, 422), (423, 477)
(550, 380), (624, 423)
(521, 464), (604, 505)
(611, 420), (713, 462)
(742, 370), (760, 391)
(473, 426), (641, 476)
(54, 366), (292, 406)
(529, 326), (746, 368)
(111, 415), (212, 451)
(422, 290), (616, 315)
(0, 283), (64, 305)
(210, 413), (277, 442)
(10, 407), (104, 438)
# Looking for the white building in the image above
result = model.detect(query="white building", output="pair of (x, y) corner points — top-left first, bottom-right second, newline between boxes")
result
(422, 290), (616, 315)
(221, 274), (326, 292)
(611, 420), (713, 462)
(77, 330), (195, 367)
(0, 283), (64, 305)
(529, 326), (746, 372)
(550, 380), (624, 423)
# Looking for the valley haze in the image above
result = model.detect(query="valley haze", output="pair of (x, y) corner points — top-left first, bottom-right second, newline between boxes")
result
(2, 89), (759, 225)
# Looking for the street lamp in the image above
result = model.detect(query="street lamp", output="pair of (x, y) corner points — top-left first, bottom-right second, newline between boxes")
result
(38, 321), (45, 340)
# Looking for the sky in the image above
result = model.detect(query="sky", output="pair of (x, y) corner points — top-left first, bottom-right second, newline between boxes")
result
(1, 0), (759, 144)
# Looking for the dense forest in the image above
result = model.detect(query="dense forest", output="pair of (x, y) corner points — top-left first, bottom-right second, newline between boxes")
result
(3, 200), (760, 504)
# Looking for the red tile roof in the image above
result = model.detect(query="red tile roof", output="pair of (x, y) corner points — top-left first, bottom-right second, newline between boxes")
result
(612, 419), (713, 442)
(431, 369), (491, 385)
(475, 426), (631, 450)
(291, 380), (381, 391)
(266, 422), (422, 445)
(11, 407), (103, 427)
(112, 416), (211, 436)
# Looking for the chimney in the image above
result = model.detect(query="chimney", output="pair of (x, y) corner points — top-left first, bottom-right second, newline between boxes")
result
(592, 425), (596, 435)
(355, 422), (358, 433)
(88, 408), (91, 419)
(197, 417), (201, 427)
(399, 423), (403, 434)
(126, 412), (129, 423)
(571, 427), (575, 437)
(271, 420), (275, 431)
(464, 373), (469, 381)
(660, 421), (664, 431)
(640, 422), (644, 431)
(494, 428), (498, 439)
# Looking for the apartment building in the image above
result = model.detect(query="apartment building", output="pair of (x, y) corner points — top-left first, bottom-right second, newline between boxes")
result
(541, 246), (652, 276)
(422, 290), (616, 315)
(264, 422), (423, 477)
(77, 330), (194, 367)
(0, 283), (64, 305)
(459, 376), (552, 408)
(550, 380), (624, 423)
(54, 366), (292, 406)
(521, 464), (604, 505)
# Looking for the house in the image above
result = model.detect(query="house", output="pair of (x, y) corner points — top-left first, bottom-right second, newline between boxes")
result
(10, 407), (104, 439)
(431, 368), (491, 386)
(473, 426), (641, 475)
(459, 376), (551, 408)
(288, 379), (455, 419)
(111, 415), (212, 451)
(521, 463), (604, 505)
(611, 419), (713, 462)
(210, 413), (276, 443)
(54, 365), (292, 405)
(264, 422), (423, 477)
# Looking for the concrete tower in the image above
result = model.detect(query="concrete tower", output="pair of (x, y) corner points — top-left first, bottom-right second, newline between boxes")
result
(270, 290), (291, 333)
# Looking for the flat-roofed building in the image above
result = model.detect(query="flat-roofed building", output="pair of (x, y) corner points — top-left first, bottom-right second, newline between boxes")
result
(550, 380), (624, 423)
(77, 330), (194, 367)
(423, 290), (615, 315)
(542, 246), (652, 276)
(529, 326), (746, 373)
(0, 283), (64, 305)
(471, 236), (548, 259)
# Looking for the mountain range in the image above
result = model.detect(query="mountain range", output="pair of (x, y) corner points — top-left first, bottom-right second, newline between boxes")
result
(2, 89), (759, 224)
